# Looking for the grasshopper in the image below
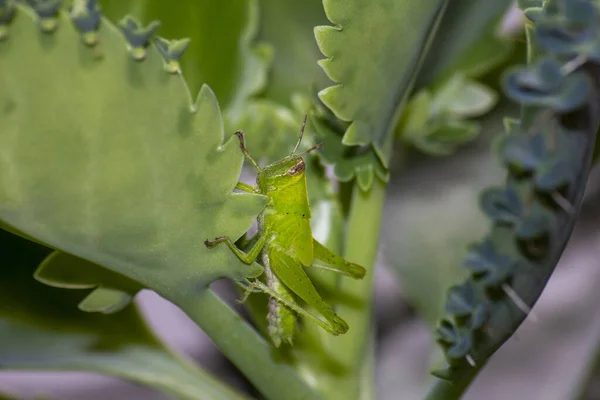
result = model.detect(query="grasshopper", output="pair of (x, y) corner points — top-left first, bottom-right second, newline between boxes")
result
(204, 118), (366, 346)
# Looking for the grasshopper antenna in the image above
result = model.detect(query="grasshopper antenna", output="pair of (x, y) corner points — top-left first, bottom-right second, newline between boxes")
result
(291, 115), (308, 156)
(296, 142), (324, 158)
(234, 131), (262, 171)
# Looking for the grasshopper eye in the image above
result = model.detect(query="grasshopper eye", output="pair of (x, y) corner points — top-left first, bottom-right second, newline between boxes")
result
(287, 159), (305, 176)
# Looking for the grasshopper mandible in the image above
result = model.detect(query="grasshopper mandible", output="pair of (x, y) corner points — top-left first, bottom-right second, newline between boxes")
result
(204, 117), (366, 346)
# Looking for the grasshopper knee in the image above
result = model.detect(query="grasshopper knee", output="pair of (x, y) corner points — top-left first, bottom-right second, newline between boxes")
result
(332, 315), (349, 335)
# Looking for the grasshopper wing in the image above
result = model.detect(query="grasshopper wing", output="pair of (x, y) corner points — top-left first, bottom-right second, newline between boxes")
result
(269, 246), (347, 335)
(293, 218), (314, 266)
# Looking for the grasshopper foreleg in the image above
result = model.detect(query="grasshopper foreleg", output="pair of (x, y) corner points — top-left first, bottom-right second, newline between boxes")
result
(235, 182), (261, 194)
(234, 131), (262, 172)
(204, 233), (267, 265)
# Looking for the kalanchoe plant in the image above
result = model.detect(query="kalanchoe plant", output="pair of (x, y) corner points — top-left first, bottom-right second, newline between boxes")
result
(2, 0), (600, 400)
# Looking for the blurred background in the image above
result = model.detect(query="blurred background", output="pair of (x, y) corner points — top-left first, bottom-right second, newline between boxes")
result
(4, 1), (600, 399)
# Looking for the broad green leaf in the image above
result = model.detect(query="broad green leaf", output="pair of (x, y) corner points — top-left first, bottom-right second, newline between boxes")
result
(257, 0), (330, 105)
(415, 0), (514, 87)
(0, 8), (266, 296)
(315, 0), (450, 168)
(0, 229), (248, 400)
(102, 0), (272, 119)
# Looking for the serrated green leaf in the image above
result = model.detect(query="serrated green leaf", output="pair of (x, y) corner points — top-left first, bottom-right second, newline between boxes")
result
(315, 0), (450, 167)
(0, 9), (267, 296)
(0, 229), (248, 400)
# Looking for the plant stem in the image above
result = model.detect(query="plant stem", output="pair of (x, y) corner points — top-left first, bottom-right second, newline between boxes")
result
(322, 179), (387, 400)
(170, 288), (321, 400)
(424, 369), (480, 400)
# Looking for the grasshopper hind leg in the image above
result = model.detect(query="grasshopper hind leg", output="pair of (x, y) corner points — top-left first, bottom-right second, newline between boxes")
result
(264, 252), (297, 347)
(266, 273), (297, 347)
(249, 279), (348, 336)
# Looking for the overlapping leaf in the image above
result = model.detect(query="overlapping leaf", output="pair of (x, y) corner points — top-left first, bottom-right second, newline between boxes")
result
(315, 0), (450, 169)
(0, 229), (247, 400)
(34, 251), (143, 314)
(399, 73), (498, 155)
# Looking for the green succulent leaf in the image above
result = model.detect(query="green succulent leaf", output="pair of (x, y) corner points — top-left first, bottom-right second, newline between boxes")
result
(399, 73), (496, 156)
(410, 119), (480, 156)
(0, 8), (267, 296)
(315, 0), (450, 168)
(0, 230), (248, 400)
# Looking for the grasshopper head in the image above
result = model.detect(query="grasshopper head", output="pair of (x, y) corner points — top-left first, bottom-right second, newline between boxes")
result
(258, 156), (306, 193)
(257, 116), (323, 194)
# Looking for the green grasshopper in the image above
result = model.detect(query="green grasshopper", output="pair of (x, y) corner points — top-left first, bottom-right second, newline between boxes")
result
(204, 118), (366, 346)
